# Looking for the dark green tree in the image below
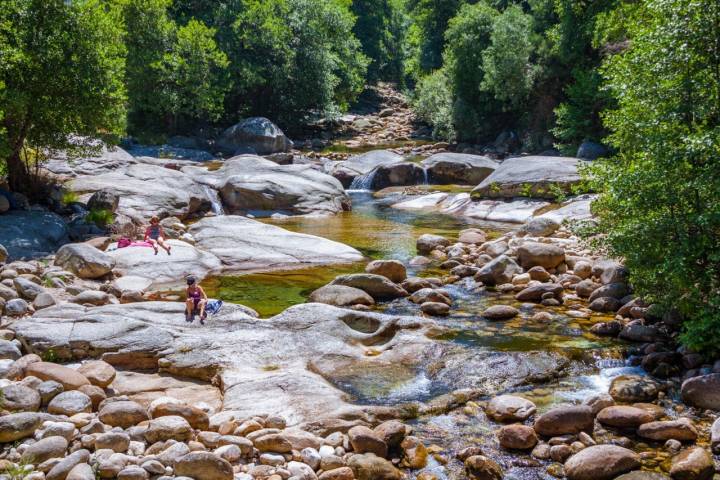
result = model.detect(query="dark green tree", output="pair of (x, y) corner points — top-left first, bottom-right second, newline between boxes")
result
(123, 0), (176, 134)
(159, 20), (229, 128)
(351, 0), (407, 83)
(0, 0), (126, 193)
(406, 0), (464, 78)
(592, 0), (720, 353)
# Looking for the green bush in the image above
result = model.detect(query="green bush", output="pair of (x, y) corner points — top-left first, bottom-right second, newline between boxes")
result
(412, 69), (454, 140)
(86, 208), (115, 228)
(591, 0), (720, 354)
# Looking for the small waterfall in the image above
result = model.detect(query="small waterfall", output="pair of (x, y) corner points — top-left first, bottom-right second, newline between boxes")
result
(349, 169), (378, 191)
(202, 185), (225, 215)
(422, 167), (429, 185)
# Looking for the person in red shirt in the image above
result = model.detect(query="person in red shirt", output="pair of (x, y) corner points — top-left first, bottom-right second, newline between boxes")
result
(144, 216), (171, 255)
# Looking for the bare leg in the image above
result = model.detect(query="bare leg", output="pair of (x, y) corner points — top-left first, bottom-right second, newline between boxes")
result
(198, 299), (207, 323)
(158, 237), (171, 254)
(185, 299), (194, 322)
(149, 238), (159, 255)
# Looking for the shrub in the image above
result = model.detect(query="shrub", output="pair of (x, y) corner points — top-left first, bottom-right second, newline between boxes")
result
(86, 208), (115, 228)
(591, 0), (720, 354)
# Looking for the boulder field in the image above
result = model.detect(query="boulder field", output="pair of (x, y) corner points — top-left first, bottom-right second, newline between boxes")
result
(0, 214), (719, 480)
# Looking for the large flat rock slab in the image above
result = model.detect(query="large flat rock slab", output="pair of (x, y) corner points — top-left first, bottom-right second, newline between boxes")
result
(107, 239), (222, 288)
(44, 141), (135, 179)
(11, 302), (436, 433)
(183, 156), (350, 216)
(393, 193), (550, 223)
(68, 164), (210, 221)
(472, 156), (584, 199)
(188, 216), (363, 272)
(111, 371), (223, 411)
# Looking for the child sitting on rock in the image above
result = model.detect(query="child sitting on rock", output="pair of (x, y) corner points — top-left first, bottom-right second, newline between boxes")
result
(144, 216), (171, 255)
(185, 276), (208, 324)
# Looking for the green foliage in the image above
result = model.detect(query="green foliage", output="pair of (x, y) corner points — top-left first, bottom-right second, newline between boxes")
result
(161, 20), (229, 123)
(480, 5), (535, 109)
(2, 458), (33, 480)
(124, 1), (228, 134)
(351, 0), (408, 83)
(61, 191), (79, 206)
(412, 69), (454, 140)
(591, 0), (720, 354)
(407, 0), (464, 76)
(552, 67), (610, 153)
(0, 0), (127, 192)
(86, 208), (115, 228)
(443, 1), (497, 140)
(41, 348), (58, 363)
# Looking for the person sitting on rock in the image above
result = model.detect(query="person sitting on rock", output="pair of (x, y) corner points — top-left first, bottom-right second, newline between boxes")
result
(144, 216), (171, 255)
(185, 276), (208, 324)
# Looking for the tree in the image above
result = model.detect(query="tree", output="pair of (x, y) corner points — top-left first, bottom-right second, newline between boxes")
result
(480, 5), (535, 109)
(159, 20), (229, 127)
(591, 0), (720, 353)
(407, 0), (464, 77)
(0, 0), (126, 194)
(443, 1), (497, 140)
(351, 0), (408, 83)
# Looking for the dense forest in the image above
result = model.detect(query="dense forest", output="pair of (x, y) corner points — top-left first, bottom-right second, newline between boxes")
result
(0, 0), (719, 352)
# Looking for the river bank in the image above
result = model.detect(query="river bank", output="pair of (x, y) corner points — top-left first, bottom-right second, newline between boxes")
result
(0, 87), (718, 480)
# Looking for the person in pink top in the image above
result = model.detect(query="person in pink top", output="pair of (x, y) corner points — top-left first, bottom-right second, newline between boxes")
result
(144, 216), (171, 255)
(185, 276), (208, 324)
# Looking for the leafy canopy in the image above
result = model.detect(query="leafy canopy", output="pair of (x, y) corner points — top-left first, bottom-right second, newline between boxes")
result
(591, 0), (720, 353)
(0, 0), (126, 191)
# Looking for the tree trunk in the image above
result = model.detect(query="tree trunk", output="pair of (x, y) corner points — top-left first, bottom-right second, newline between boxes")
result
(6, 148), (28, 193)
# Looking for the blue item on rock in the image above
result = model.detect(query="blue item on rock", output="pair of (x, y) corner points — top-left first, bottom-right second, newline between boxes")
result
(205, 299), (223, 315)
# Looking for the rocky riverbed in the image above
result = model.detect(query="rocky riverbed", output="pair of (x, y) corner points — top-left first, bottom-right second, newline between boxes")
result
(0, 87), (719, 480)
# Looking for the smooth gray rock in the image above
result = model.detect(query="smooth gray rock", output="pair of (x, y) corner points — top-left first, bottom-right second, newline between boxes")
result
(564, 445), (640, 480)
(308, 285), (375, 307)
(422, 152), (498, 185)
(107, 239), (221, 288)
(0, 412), (56, 442)
(55, 243), (115, 279)
(472, 156), (583, 199)
(1, 383), (41, 411)
(44, 139), (134, 178)
(5, 298), (29, 316)
(0, 339), (22, 360)
(46, 449), (91, 480)
(13, 276), (46, 300)
(183, 155), (350, 215)
(217, 117), (293, 155)
(330, 274), (407, 300)
(681, 374), (720, 410)
(188, 215), (362, 273)
(68, 163), (210, 222)
(22, 436), (69, 463)
(330, 150), (404, 187)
